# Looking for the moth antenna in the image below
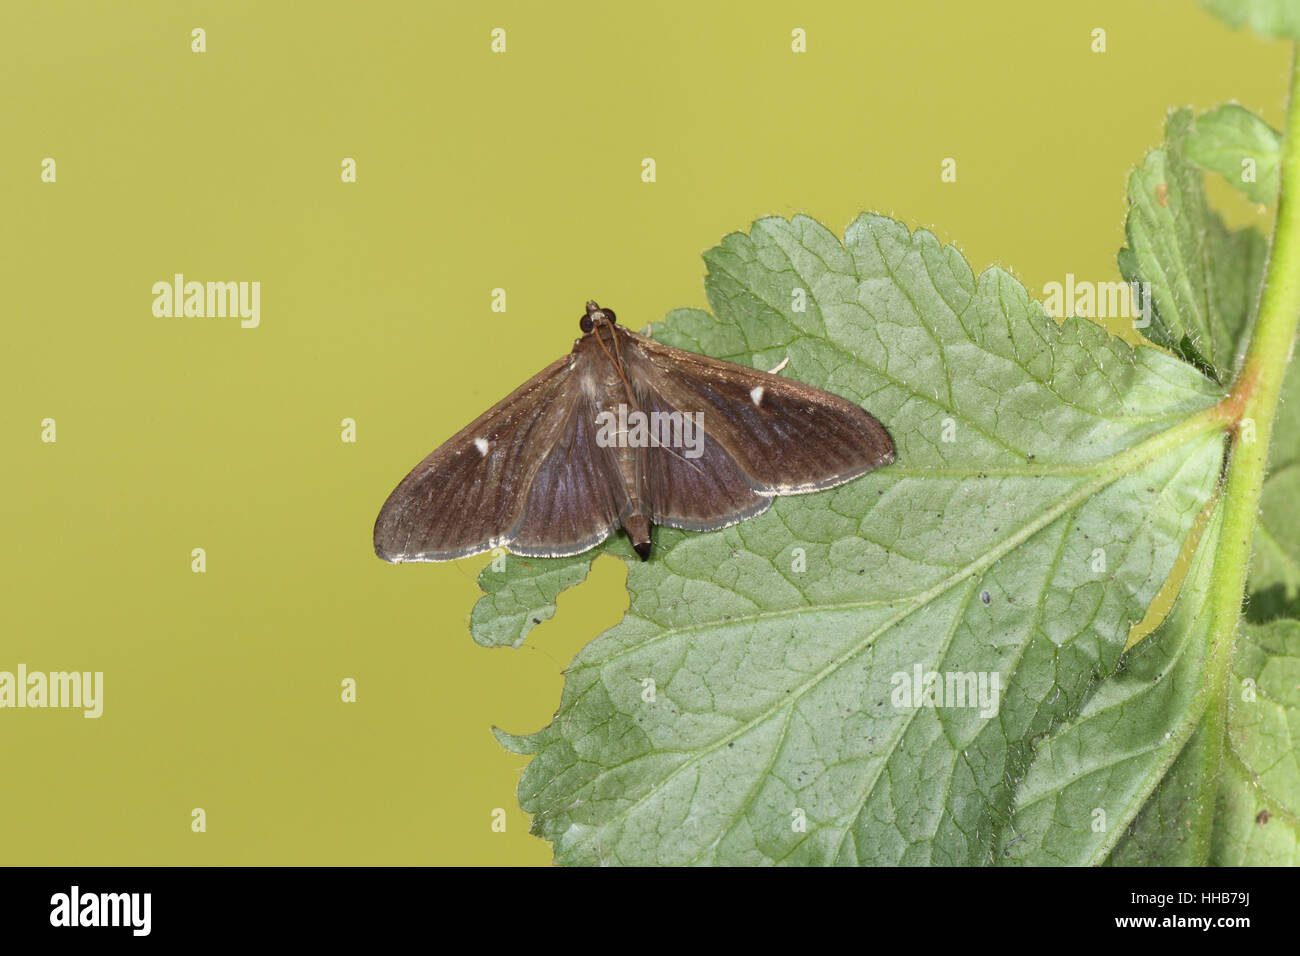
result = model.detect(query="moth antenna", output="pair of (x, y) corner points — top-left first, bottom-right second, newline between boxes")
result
(767, 356), (790, 375)
(643, 429), (705, 476)
(611, 321), (626, 373)
(592, 323), (638, 409)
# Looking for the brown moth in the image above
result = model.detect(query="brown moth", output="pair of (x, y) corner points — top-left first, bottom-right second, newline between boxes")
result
(374, 301), (895, 562)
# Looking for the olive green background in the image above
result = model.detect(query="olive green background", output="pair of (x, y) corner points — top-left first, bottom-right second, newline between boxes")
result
(1, 1), (1287, 865)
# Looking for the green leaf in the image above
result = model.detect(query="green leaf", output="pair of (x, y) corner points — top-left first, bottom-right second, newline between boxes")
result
(1108, 720), (1222, 865)
(1119, 110), (1268, 383)
(1205, 224), (1269, 373)
(479, 213), (1229, 865)
(1119, 105), (1287, 625)
(1182, 104), (1282, 205)
(472, 536), (642, 648)
(1013, 541), (1300, 867)
(1211, 618), (1300, 864)
(1199, 0), (1300, 40)
(1007, 478), (1298, 866)
(471, 551), (602, 648)
(1004, 503), (1226, 866)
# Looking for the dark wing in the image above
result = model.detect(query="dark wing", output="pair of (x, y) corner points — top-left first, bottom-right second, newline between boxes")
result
(374, 355), (627, 561)
(633, 382), (773, 531)
(621, 327), (894, 530)
(506, 385), (628, 557)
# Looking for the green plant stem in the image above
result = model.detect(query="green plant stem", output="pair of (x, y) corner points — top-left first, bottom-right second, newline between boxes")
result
(1192, 43), (1300, 860)
(1217, 44), (1300, 635)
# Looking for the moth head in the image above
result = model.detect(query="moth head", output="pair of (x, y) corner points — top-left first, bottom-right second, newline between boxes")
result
(580, 300), (617, 334)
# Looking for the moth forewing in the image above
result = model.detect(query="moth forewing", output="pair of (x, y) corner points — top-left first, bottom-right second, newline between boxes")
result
(372, 353), (580, 562)
(624, 328), (895, 498)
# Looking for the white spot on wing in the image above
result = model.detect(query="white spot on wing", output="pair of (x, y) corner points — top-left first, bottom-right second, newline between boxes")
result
(474, 438), (490, 456)
(750, 386), (764, 406)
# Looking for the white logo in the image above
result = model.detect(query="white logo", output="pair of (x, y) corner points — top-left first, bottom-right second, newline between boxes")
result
(50, 886), (150, 936)
(0, 665), (103, 718)
(152, 273), (260, 328)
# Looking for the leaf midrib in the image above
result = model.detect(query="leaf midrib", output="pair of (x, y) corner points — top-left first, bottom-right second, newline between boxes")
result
(578, 409), (1225, 673)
